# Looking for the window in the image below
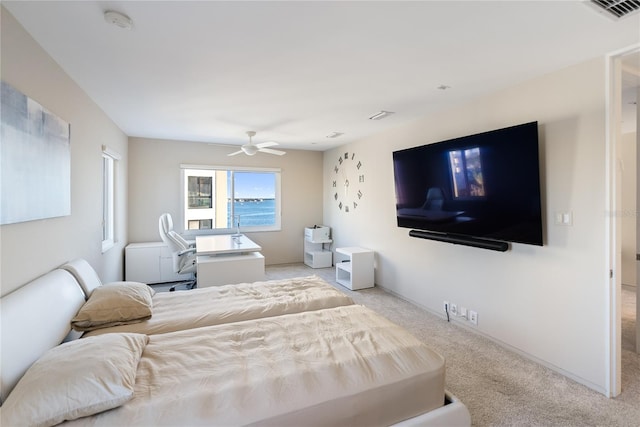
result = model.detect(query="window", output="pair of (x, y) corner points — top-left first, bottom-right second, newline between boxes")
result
(188, 219), (213, 230)
(181, 165), (281, 234)
(188, 176), (213, 209)
(448, 147), (485, 199)
(101, 146), (120, 252)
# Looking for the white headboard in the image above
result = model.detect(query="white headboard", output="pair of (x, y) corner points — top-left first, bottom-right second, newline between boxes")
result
(0, 269), (85, 403)
(61, 258), (103, 298)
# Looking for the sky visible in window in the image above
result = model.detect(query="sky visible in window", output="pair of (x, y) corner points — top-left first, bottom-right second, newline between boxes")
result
(231, 172), (275, 199)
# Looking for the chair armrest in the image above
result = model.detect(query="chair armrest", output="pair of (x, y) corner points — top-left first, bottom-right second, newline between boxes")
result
(178, 247), (196, 257)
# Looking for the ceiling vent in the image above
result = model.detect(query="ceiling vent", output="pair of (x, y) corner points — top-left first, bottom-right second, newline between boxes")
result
(589, 0), (640, 19)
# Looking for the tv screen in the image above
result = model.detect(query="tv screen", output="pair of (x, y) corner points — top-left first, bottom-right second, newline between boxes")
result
(392, 121), (543, 247)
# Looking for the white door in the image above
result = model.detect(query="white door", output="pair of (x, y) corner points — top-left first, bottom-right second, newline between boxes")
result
(636, 84), (640, 354)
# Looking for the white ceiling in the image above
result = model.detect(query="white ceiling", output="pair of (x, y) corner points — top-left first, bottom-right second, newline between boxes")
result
(4, 1), (640, 151)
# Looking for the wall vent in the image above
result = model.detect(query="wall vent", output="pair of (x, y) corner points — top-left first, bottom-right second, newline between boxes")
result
(589, 0), (640, 19)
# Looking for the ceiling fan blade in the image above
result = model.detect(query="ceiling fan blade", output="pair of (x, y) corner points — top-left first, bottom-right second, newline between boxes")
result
(259, 147), (286, 156)
(228, 132), (280, 156)
(256, 141), (278, 148)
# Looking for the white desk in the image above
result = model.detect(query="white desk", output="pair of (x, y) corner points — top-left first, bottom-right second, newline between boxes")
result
(195, 234), (262, 256)
(195, 234), (265, 287)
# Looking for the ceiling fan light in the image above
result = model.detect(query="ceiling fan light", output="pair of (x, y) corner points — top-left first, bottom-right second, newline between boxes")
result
(368, 110), (394, 120)
(242, 145), (258, 156)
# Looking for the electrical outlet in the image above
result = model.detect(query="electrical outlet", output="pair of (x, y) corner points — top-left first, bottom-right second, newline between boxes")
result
(450, 303), (458, 316)
(443, 301), (449, 313)
(469, 310), (478, 325)
(459, 306), (468, 320)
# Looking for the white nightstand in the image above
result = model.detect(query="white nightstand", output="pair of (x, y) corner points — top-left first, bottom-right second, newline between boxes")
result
(335, 247), (374, 290)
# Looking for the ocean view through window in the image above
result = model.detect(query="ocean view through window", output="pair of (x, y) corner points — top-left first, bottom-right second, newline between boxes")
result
(181, 165), (281, 234)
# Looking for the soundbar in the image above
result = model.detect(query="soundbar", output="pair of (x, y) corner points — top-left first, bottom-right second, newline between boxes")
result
(409, 230), (509, 252)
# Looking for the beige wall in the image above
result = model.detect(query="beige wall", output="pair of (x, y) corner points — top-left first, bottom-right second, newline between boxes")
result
(128, 137), (323, 265)
(324, 58), (612, 393)
(1, 2), (625, 395)
(0, 8), (129, 296)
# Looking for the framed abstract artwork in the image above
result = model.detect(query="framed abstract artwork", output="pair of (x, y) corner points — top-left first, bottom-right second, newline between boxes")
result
(1, 81), (71, 225)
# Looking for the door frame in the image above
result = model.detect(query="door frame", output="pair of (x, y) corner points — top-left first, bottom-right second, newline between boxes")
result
(606, 43), (640, 398)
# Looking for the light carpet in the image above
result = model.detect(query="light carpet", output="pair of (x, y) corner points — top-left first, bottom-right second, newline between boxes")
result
(264, 264), (640, 427)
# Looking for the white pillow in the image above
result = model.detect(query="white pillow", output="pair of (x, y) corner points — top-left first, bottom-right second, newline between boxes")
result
(0, 333), (148, 427)
(71, 282), (155, 331)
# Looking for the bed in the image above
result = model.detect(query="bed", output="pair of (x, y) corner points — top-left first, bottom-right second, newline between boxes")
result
(0, 266), (471, 426)
(61, 258), (355, 337)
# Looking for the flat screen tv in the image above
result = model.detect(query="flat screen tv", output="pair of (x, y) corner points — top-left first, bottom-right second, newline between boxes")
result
(392, 121), (543, 249)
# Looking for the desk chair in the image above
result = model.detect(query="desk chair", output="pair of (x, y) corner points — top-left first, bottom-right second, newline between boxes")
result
(158, 213), (197, 291)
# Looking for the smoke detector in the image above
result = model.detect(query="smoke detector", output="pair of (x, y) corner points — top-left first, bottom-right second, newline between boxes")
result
(104, 11), (133, 29)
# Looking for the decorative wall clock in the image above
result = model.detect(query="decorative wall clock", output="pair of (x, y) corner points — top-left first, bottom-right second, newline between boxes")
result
(333, 151), (364, 213)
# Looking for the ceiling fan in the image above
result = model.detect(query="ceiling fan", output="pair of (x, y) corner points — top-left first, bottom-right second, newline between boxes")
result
(228, 131), (286, 156)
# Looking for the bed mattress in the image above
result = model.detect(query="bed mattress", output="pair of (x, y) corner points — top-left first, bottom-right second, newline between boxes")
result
(84, 275), (354, 337)
(66, 305), (445, 426)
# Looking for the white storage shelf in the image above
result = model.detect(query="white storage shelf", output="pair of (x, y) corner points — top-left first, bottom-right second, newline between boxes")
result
(304, 226), (332, 269)
(304, 238), (333, 268)
(304, 225), (329, 241)
(335, 247), (374, 290)
(125, 242), (192, 284)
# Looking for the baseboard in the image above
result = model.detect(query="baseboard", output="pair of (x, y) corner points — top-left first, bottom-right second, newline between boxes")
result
(375, 284), (609, 397)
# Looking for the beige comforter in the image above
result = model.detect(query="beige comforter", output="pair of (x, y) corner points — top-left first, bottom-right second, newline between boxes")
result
(66, 305), (445, 426)
(84, 275), (354, 337)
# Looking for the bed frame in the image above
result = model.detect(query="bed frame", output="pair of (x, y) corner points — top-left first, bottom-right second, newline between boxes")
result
(0, 267), (471, 425)
(0, 269), (85, 403)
